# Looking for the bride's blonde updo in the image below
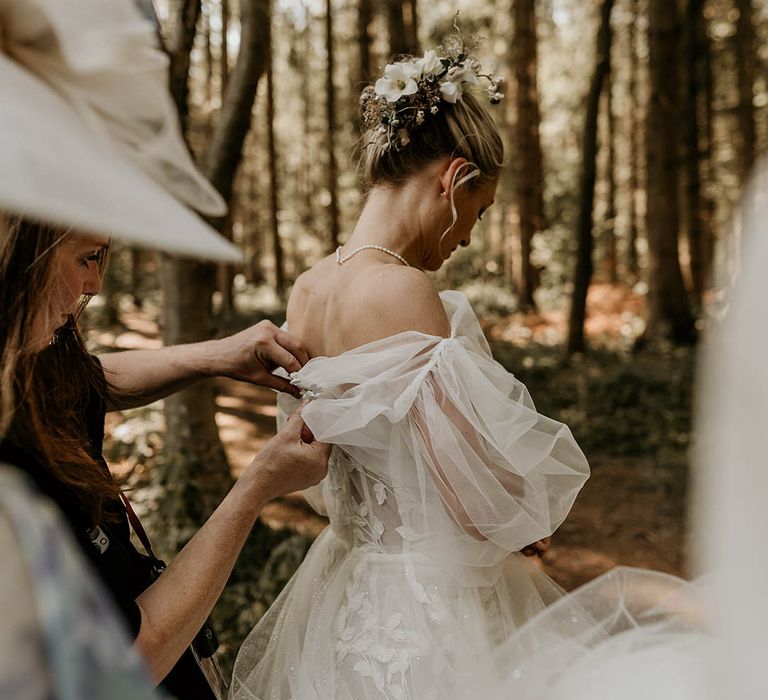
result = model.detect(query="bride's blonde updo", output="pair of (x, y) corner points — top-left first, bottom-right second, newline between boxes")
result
(358, 47), (504, 192)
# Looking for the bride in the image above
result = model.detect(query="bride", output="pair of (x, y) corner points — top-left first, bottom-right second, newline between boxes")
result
(230, 43), (590, 700)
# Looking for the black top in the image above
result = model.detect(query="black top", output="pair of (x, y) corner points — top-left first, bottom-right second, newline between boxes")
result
(0, 378), (216, 700)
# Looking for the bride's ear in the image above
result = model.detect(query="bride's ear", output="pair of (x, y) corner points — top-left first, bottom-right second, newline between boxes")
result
(438, 157), (476, 201)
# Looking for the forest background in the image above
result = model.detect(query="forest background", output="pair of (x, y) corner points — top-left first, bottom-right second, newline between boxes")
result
(88, 0), (767, 675)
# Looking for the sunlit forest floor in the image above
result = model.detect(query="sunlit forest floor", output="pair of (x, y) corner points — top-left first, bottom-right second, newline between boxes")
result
(92, 282), (693, 593)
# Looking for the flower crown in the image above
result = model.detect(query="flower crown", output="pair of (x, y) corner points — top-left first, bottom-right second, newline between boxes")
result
(361, 33), (504, 152)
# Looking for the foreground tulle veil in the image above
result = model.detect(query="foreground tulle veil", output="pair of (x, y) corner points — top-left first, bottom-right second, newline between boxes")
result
(463, 162), (768, 700)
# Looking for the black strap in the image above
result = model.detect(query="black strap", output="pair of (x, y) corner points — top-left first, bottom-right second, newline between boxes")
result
(119, 491), (162, 564)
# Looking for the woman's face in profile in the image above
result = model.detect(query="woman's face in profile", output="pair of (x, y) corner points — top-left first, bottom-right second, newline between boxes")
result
(27, 232), (108, 352)
(438, 178), (498, 264)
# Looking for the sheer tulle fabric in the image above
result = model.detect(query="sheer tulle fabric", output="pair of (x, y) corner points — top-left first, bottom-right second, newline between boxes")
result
(468, 567), (715, 700)
(230, 291), (589, 699)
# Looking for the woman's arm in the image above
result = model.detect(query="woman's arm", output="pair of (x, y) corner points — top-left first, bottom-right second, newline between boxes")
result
(98, 321), (309, 410)
(133, 409), (329, 682)
(411, 381), (526, 541)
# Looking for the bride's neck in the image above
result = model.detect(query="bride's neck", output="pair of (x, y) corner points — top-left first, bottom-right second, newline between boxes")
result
(343, 184), (432, 266)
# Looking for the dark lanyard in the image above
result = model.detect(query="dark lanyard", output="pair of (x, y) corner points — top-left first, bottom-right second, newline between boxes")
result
(119, 491), (164, 571)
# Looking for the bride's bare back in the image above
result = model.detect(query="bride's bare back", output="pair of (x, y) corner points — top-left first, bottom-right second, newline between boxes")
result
(286, 251), (451, 359)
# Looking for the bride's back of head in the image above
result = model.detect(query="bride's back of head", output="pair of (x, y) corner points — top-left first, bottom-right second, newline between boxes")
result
(358, 52), (505, 192)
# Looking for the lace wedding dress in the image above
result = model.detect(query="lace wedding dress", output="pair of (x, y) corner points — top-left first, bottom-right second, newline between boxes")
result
(230, 290), (590, 700)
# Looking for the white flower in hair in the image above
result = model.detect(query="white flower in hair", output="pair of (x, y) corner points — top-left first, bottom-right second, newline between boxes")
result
(446, 60), (480, 87)
(461, 59), (480, 84)
(417, 49), (442, 79)
(374, 62), (420, 102)
(440, 80), (462, 104)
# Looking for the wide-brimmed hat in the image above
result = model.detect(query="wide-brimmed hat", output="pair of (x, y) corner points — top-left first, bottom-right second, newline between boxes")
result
(0, 0), (241, 262)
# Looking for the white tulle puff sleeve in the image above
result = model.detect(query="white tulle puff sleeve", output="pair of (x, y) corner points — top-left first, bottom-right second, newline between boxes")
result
(281, 291), (590, 569)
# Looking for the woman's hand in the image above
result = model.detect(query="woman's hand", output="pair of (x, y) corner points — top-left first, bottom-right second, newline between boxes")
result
(212, 321), (310, 397)
(521, 537), (551, 558)
(244, 404), (330, 501)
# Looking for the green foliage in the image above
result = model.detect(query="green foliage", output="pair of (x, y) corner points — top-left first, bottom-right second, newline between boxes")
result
(491, 340), (694, 516)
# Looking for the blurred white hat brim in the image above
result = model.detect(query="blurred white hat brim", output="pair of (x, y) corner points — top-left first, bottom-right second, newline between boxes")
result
(0, 55), (240, 262)
(0, 0), (241, 262)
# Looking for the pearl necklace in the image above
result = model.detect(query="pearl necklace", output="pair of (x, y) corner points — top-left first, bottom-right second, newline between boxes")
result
(335, 244), (410, 267)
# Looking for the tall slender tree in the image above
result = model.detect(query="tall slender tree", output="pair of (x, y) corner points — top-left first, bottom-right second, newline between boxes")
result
(325, 0), (340, 252)
(626, 0), (640, 278)
(683, 0), (713, 302)
(161, 0), (272, 550)
(734, 0), (757, 186)
(299, 2), (314, 231)
(567, 0), (614, 355)
(512, 0), (545, 311)
(643, 0), (696, 344)
(387, 0), (419, 57)
(221, 0), (229, 93)
(167, 0), (201, 138)
(602, 61), (618, 284)
(358, 0), (373, 87)
(266, 31), (286, 299)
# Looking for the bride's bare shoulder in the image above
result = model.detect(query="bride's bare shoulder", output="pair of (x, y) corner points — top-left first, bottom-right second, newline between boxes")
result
(348, 265), (450, 342)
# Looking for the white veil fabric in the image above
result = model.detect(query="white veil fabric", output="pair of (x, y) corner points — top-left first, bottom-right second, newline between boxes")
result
(461, 162), (768, 700)
(693, 164), (768, 699)
(0, 0), (240, 261)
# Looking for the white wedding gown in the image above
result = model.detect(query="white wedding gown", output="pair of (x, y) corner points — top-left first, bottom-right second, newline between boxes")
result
(230, 290), (590, 700)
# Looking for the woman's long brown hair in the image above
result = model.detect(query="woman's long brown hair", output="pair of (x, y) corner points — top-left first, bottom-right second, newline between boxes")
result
(0, 216), (120, 526)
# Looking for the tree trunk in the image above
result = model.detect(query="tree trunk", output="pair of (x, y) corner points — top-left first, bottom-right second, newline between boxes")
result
(160, 0), (272, 551)
(387, 0), (419, 57)
(266, 35), (286, 299)
(300, 4), (314, 231)
(216, 212), (236, 318)
(167, 0), (201, 138)
(734, 0), (757, 186)
(221, 0), (230, 93)
(566, 0), (614, 356)
(325, 0), (340, 252)
(204, 0), (269, 206)
(512, 0), (544, 311)
(403, 0), (419, 54)
(358, 0), (373, 87)
(699, 0), (716, 288)
(643, 0), (696, 344)
(626, 0), (640, 278)
(202, 4), (213, 110)
(130, 248), (145, 308)
(683, 0), (711, 302)
(603, 62), (618, 284)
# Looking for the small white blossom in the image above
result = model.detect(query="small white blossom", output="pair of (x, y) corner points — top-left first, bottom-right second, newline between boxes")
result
(416, 110), (425, 125)
(430, 105), (439, 115)
(446, 65), (464, 81)
(445, 60), (480, 89)
(416, 49), (442, 78)
(439, 80), (462, 103)
(374, 61), (420, 102)
(460, 59), (480, 85)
